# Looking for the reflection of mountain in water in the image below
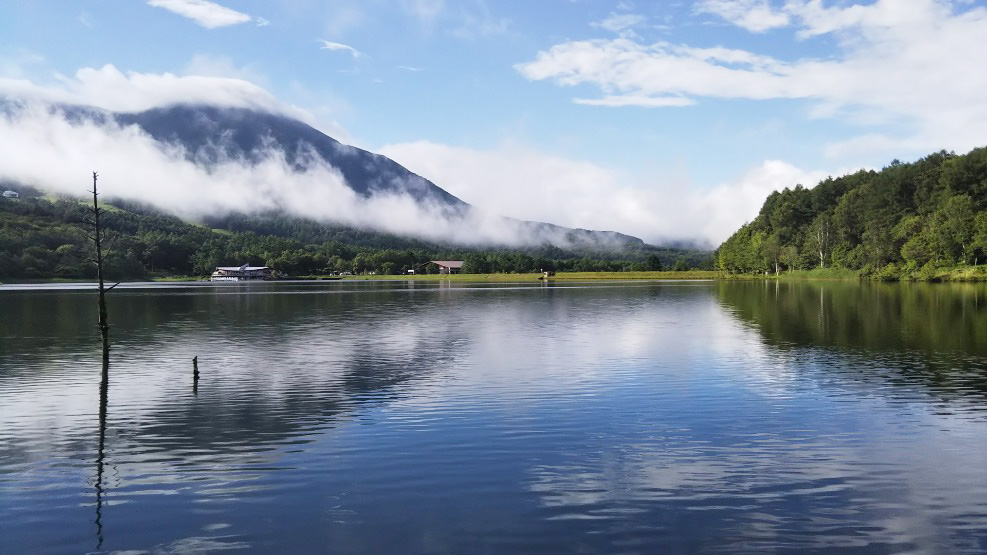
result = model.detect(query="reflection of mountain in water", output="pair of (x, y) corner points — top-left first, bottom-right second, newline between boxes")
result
(716, 280), (987, 400)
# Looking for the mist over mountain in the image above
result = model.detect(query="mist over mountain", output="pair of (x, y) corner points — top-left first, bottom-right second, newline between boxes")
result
(0, 98), (648, 251)
(115, 105), (467, 208)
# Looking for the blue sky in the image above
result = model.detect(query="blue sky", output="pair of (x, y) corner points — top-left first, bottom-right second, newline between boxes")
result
(2, 0), (986, 244)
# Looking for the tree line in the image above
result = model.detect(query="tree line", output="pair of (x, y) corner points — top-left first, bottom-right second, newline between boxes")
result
(716, 147), (987, 278)
(0, 189), (710, 279)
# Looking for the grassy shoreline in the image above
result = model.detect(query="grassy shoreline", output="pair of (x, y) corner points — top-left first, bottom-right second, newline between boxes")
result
(746, 265), (987, 282)
(338, 270), (724, 282)
(6, 267), (986, 284)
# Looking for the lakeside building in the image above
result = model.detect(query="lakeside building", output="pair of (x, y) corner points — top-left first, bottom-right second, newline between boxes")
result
(430, 260), (463, 274)
(211, 264), (274, 281)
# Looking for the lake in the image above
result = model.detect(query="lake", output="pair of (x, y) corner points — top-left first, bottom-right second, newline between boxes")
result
(2, 279), (987, 553)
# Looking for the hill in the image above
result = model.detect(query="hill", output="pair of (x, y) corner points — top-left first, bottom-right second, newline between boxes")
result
(716, 147), (987, 279)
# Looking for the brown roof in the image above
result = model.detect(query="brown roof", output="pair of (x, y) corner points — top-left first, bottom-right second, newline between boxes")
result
(430, 260), (464, 268)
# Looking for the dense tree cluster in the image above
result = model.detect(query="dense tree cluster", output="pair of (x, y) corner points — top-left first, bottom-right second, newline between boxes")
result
(0, 189), (710, 280)
(716, 147), (987, 278)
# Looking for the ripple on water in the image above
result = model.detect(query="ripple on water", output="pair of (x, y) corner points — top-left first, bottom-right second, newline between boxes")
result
(3, 281), (987, 552)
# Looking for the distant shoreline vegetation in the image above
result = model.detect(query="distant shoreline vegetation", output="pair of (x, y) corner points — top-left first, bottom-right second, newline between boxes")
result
(0, 188), (712, 281)
(716, 146), (987, 282)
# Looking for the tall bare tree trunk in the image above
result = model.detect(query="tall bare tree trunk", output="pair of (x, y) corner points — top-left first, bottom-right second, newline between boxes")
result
(90, 172), (110, 362)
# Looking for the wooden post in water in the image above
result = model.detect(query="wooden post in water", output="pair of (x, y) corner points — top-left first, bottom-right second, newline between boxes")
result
(193, 356), (200, 394)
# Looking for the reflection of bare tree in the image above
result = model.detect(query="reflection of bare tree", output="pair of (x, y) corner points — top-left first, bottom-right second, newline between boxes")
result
(94, 358), (108, 551)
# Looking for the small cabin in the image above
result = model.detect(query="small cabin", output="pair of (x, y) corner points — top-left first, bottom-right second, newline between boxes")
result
(430, 260), (463, 274)
(2, 190), (19, 198)
(211, 264), (273, 281)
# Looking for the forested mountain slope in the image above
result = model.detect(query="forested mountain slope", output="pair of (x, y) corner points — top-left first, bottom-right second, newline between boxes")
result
(716, 147), (987, 278)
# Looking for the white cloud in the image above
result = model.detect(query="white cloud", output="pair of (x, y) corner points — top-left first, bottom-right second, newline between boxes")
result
(574, 94), (693, 108)
(183, 54), (269, 87)
(518, 0), (987, 160)
(696, 0), (790, 32)
(379, 140), (825, 245)
(595, 13), (647, 32)
(402, 0), (445, 23)
(450, 3), (510, 39)
(147, 0), (256, 28)
(319, 40), (364, 58)
(592, 13), (648, 38)
(0, 49), (45, 79)
(0, 64), (313, 123)
(78, 12), (95, 28)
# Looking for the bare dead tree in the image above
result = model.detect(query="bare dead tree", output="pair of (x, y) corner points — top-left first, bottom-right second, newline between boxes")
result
(85, 172), (119, 362)
(87, 173), (117, 550)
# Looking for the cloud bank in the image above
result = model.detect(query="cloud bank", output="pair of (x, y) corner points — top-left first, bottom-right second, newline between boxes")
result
(0, 65), (824, 248)
(0, 100), (613, 247)
(0, 66), (645, 250)
(380, 141), (826, 246)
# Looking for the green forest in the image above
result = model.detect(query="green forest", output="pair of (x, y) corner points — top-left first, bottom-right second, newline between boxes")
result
(716, 147), (987, 280)
(0, 187), (710, 280)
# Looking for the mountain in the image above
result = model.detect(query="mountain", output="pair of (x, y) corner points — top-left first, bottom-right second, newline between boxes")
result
(114, 105), (467, 209)
(2, 96), (650, 249)
(104, 104), (643, 249)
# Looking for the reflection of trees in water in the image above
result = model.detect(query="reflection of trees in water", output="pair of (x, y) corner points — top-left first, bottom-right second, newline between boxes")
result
(716, 281), (987, 399)
(717, 281), (987, 353)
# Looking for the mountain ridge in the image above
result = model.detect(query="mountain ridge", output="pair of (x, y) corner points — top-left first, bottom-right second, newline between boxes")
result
(115, 104), (652, 249)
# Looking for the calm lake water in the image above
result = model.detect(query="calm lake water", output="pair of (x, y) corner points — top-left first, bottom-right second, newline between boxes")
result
(2, 279), (987, 553)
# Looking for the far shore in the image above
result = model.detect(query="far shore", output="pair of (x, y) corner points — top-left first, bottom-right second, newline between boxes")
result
(4, 266), (987, 286)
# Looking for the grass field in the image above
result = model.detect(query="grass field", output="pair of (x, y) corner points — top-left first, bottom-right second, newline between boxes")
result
(25, 268), (987, 284)
(340, 271), (724, 282)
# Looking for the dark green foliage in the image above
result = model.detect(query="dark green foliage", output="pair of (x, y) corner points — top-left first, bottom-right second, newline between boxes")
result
(0, 192), (712, 279)
(716, 147), (987, 277)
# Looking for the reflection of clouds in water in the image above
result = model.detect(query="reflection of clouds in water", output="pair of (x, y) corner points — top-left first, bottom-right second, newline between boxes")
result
(525, 439), (983, 549)
(401, 285), (729, 401)
(152, 535), (251, 553)
(0, 289), (471, 464)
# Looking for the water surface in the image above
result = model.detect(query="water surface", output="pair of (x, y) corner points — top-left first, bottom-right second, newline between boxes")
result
(2, 280), (987, 553)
